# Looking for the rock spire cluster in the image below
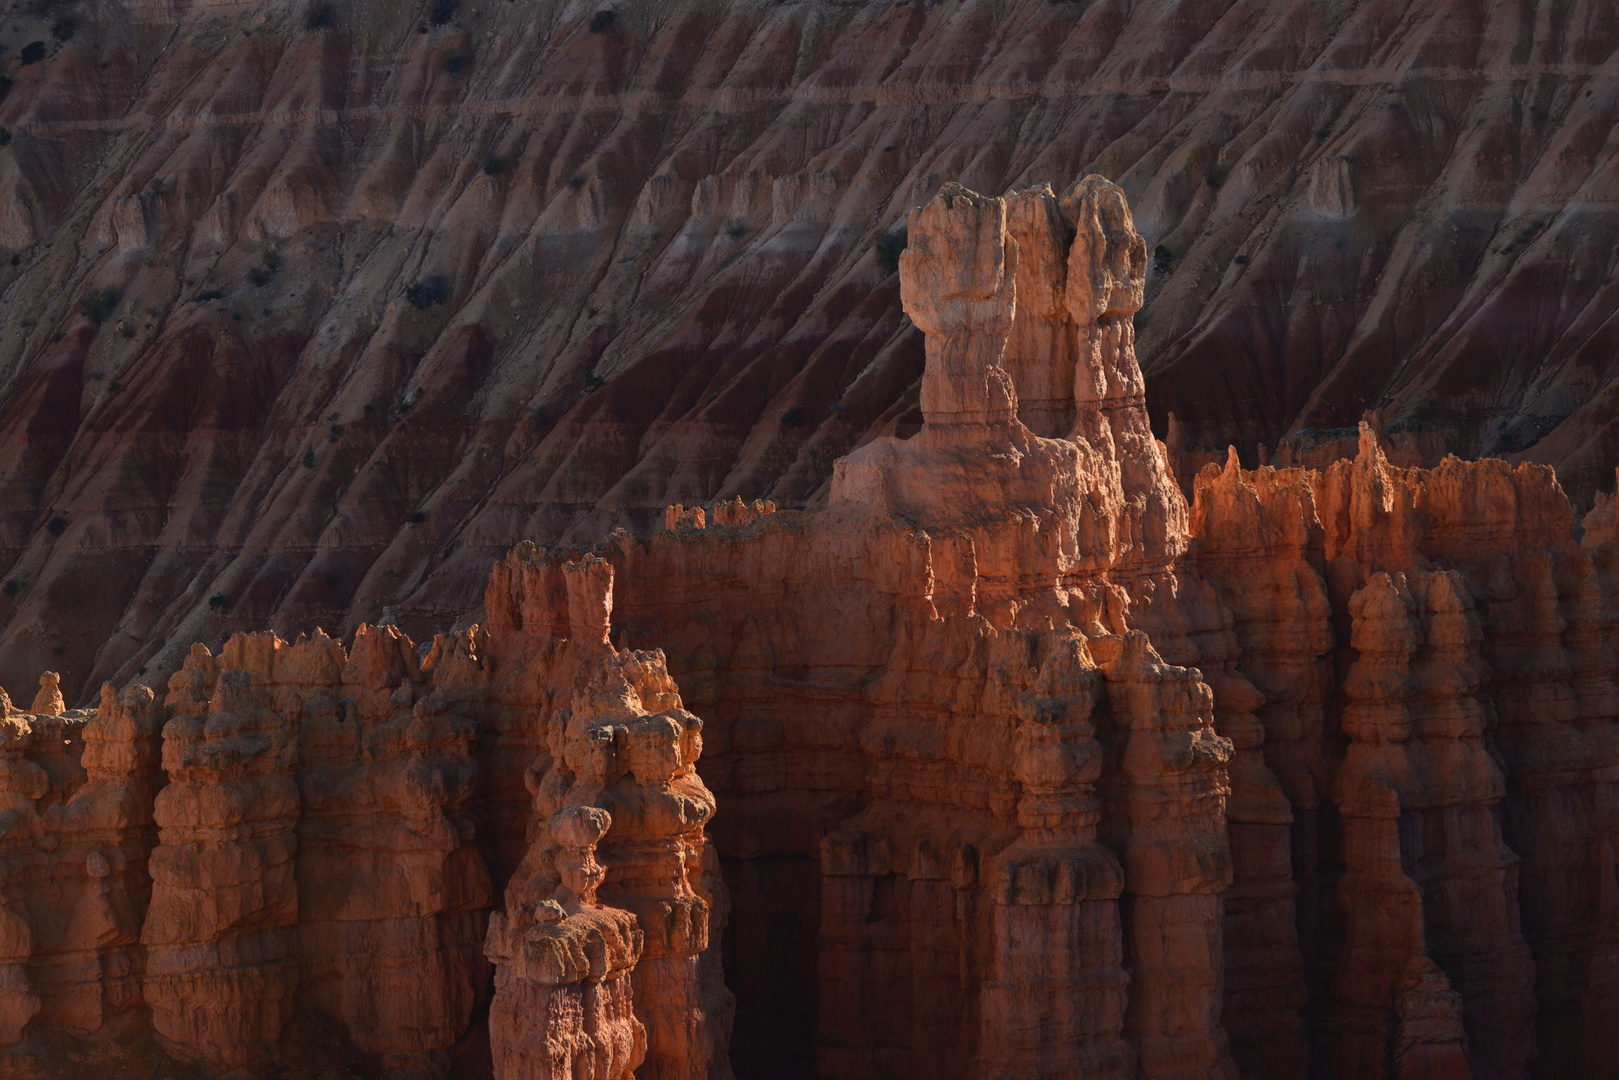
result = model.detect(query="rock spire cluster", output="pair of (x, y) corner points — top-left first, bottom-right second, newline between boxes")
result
(0, 177), (1614, 1080)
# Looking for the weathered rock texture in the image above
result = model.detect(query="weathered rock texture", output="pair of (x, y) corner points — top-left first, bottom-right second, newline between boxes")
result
(484, 555), (729, 1080)
(0, 558), (729, 1076)
(7, 0), (1619, 709)
(586, 178), (1619, 1079)
(6, 170), (1619, 1080)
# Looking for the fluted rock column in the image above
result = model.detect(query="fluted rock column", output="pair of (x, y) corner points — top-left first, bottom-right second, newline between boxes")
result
(485, 557), (729, 1080)
(1191, 455), (1338, 1077)
(47, 683), (166, 1035)
(979, 634), (1132, 1079)
(1330, 572), (1522, 1079)
(1060, 176), (1183, 567)
(1482, 547), (1619, 1078)
(485, 804), (646, 1080)
(0, 701), (45, 1046)
(1001, 184), (1074, 437)
(142, 665), (299, 1066)
(1099, 631), (1237, 1080)
(294, 624), (493, 1068)
(900, 183), (1020, 436)
(1406, 572), (1535, 1077)
(595, 674), (723, 1079)
(1330, 569), (1440, 1076)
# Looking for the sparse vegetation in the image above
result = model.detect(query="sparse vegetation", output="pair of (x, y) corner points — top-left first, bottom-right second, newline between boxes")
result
(196, 288), (225, 302)
(80, 287), (120, 324)
(2, 581), (20, 598)
(303, 449), (317, 468)
(304, 1), (335, 30)
(208, 594), (228, 610)
(590, 9), (616, 31)
(329, 424), (344, 441)
(51, 17), (75, 42)
(1204, 160), (1226, 189)
(19, 41), (45, 66)
(781, 407), (805, 429)
(482, 152), (508, 176)
(406, 510), (428, 524)
(0, 127), (11, 147)
(249, 248), (281, 286)
(584, 373), (605, 391)
(1152, 244), (1174, 275)
(443, 51), (466, 73)
(46, 516), (65, 536)
(429, 0), (457, 24)
(874, 226), (908, 275)
(404, 274), (449, 309)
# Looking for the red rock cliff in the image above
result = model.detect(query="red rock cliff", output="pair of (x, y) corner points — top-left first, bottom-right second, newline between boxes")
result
(1, 174), (1619, 1080)
(4, 0), (1619, 708)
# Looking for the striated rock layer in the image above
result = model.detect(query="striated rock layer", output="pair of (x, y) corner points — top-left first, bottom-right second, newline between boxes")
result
(10, 0), (1619, 708)
(0, 555), (731, 1076)
(5, 173), (1619, 1080)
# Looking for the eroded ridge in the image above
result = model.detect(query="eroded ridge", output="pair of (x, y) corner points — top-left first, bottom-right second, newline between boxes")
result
(0, 556), (729, 1079)
(1, 178), (1618, 1080)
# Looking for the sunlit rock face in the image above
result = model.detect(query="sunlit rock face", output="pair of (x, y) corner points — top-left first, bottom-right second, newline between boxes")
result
(2, 172), (1619, 1080)
(3, 0), (1619, 709)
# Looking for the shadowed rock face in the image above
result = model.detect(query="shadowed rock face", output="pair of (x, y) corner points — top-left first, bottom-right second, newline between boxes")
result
(5, 175), (1619, 1080)
(2, 0), (1619, 704)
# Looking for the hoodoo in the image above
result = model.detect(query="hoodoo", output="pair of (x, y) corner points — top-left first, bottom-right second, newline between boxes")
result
(0, 178), (1614, 1079)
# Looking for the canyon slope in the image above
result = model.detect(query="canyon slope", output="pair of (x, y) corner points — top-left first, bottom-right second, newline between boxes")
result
(2, 0), (1619, 703)
(0, 172), (1617, 1080)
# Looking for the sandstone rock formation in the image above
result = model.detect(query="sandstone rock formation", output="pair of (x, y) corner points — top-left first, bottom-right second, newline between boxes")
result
(5, 0), (1619, 710)
(0, 557), (728, 1076)
(141, 664), (300, 1065)
(6, 169), (1619, 1080)
(595, 180), (1619, 1079)
(486, 558), (727, 1080)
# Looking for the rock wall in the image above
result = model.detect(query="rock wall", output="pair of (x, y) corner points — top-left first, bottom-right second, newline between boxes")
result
(9, 0), (1619, 711)
(4, 172), (1619, 1080)
(595, 179), (1619, 1079)
(0, 557), (729, 1077)
(1193, 433), (1619, 1079)
(486, 557), (728, 1080)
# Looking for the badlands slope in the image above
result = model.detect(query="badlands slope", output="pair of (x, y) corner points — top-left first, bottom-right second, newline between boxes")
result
(0, 0), (1614, 702)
